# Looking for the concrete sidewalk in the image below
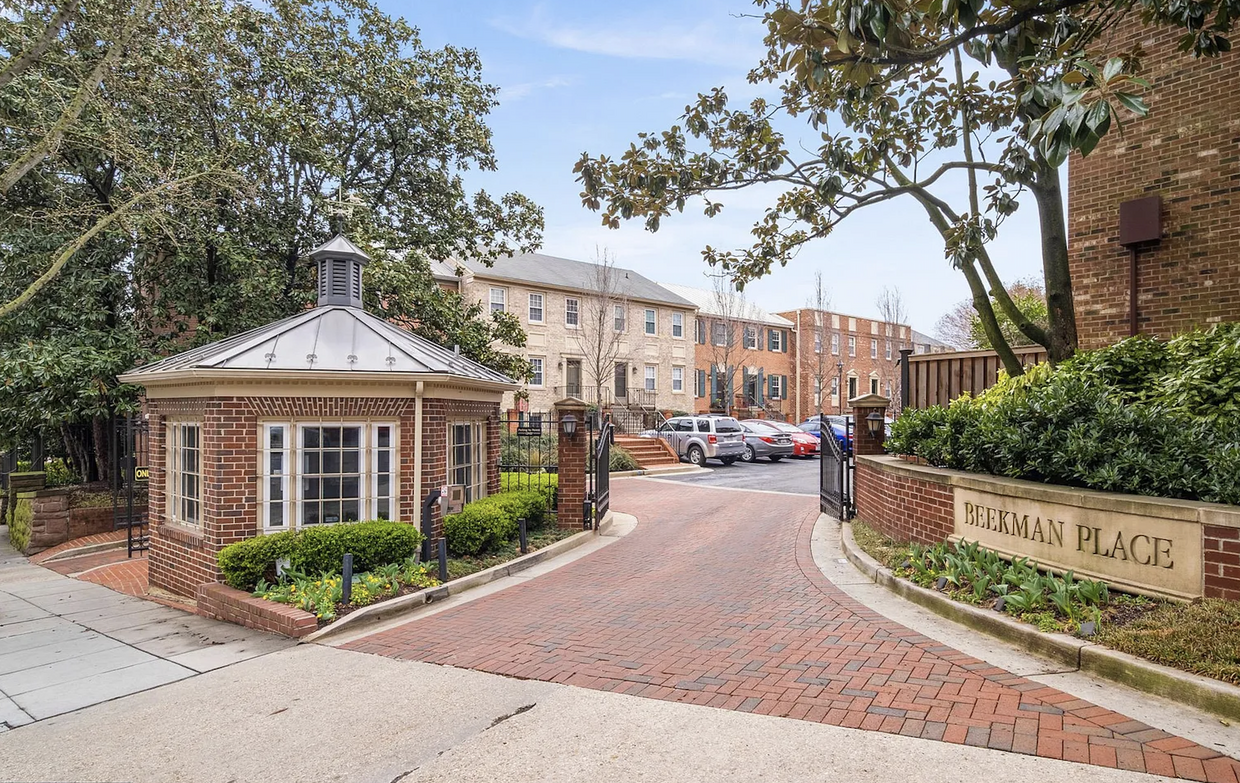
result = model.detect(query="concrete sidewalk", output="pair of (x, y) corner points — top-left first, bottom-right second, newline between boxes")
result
(0, 643), (1185, 783)
(0, 530), (292, 728)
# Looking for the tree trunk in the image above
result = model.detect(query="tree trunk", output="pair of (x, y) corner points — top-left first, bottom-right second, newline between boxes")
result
(962, 262), (1025, 377)
(1033, 163), (1079, 364)
(92, 416), (110, 484)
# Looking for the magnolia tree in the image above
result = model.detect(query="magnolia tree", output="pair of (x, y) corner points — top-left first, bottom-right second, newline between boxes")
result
(575, 0), (1237, 375)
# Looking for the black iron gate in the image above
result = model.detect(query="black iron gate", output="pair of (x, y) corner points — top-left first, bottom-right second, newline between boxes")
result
(498, 413), (558, 483)
(111, 415), (150, 556)
(589, 418), (612, 530)
(819, 418), (854, 520)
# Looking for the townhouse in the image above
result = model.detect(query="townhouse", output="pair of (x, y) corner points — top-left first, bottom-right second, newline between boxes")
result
(433, 253), (696, 415)
(657, 283), (795, 417)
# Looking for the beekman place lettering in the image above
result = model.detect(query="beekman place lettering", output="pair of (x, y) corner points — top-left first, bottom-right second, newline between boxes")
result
(962, 501), (1174, 569)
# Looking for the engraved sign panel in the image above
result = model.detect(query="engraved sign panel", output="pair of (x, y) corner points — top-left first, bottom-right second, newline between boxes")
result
(954, 488), (1202, 600)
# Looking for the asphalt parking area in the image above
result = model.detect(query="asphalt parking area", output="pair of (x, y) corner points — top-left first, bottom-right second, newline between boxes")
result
(662, 452), (820, 495)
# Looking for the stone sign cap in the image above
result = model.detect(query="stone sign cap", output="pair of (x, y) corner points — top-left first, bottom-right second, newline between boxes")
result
(848, 393), (890, 409)
(552, 396), (589, 410)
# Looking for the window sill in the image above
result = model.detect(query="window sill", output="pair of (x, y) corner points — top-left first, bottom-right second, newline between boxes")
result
(159, 521), (204, 547)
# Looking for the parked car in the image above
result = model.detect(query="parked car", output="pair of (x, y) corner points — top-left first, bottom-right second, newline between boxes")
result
(763, 420), (819, 457)
(798, 416), (853, 454)
(737, 420), (795, 463)
(642, 415), (747, 466)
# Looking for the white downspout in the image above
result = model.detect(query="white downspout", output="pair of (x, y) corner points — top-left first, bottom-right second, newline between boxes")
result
(413, 380), (424, 516)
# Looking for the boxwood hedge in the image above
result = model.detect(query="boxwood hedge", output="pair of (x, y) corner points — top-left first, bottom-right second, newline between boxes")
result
(887, 324), (1240, 505)
(218, 520), (423, 591)
(442, 489), (549, 557)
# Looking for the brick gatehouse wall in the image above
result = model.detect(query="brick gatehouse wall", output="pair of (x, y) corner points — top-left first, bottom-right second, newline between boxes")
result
(853, 457), (953, 545)
(1068, 14), (1240, 348)
(145, 394), (500, 598)
(1204, 525), (1240, 602)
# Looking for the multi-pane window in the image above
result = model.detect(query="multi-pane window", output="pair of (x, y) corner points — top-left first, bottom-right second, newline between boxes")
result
(848, 376), (858, 399)
(871, 377), (880, 395)
(831, 377), (839, 396)
(886, 340), (893, 360)
(167, 422), (201, 527)
(695, 318), (706, 344)
(770, 375), (784, 399)
(528, 293), (544, 323)
(614, 305), (626, 332)
(831, 332), (840, 354)
(871, 339), (878, 359)
(711, 321), (727, 346)
(672, 366), (684, 392)
(672, 312), (684, 338)
(814, 332), (823, 353)
(744, 325), (758, 349)
(565, 297), (580, 327)
(848, 335), (856, 357)
(768, 329), (785, 352)
(644, 365), (656, 391)
(530, 357), (544, 387)
(644, 308), (656, 335)
(262, 423), (393, 531)
(449, 422), (485, 502)
(489, 287), (506, 314)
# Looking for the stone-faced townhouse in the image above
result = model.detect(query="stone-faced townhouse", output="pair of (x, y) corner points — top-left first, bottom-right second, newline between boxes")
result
(778, 308), (911, 423)
(656, 283), (795, 418)
(433, 253), (697, 416)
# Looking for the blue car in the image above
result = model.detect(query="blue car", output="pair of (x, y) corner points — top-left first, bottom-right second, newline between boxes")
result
(797, 417), (853, 453)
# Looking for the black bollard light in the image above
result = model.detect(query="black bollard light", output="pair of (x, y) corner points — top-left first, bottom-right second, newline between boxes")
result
(437, 539), (448, 583)
(519, 517), (528, 554)
(341, 553), (353, 605)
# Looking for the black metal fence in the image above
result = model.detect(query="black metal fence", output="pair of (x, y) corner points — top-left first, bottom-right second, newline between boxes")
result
(590, 418), (612, 529)
(819, 419), (853, 520)
(110, 415), (150, 556)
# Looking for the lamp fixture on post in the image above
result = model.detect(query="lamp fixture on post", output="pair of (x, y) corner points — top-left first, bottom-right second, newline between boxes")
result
(561, 413), (578, 437)
(865, 411), (883, 435)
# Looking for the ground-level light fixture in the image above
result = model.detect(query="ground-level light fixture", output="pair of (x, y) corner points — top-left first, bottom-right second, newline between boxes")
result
(561, 413), (578, 437)
(865, 411), (884, 435)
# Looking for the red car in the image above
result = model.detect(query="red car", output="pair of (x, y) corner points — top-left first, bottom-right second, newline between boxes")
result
(764, 420), (819, 457)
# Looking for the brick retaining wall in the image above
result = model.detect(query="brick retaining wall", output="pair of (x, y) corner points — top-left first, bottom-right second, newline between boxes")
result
(1204, 525), (1240, 602)
(196, 583), (317, 638)
(853, 458), (953, 544)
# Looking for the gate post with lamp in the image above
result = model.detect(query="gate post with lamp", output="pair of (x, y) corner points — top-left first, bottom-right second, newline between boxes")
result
(553, 397), (589, 530)
(849, 393), (889, 456)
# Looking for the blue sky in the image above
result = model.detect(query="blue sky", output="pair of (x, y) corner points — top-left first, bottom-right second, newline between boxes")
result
(388, 0), (1051, 335)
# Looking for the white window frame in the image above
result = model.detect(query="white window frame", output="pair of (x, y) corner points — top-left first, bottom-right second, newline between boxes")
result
(886, 340), (893, 360)
(770, 329), (785, 352)
(530, 357), (545, 388)
(870, 376), (880, 395)
(744, 325), (758, 350)
(260, 421), (397, 532)
(771, 375), (783, 399)
(644, 308), (657, 335)
(614, 304), (626, 332)
(672, 312), (684, 338)
(814, 332), (822, 354)
(166, 421), (202, 528)
(711, 321), (727, 346)
(672, 366), (684, 393)
(831, 332), (840, 355)
(565, 297), (580, 327)
(644, 364), (657, 392)
(489, 287), (506, 314)
(448, 421), (486, 503)
(848, 335), (856, 357)
(528, 292), (544, 323)
(871, 339), (878, 359)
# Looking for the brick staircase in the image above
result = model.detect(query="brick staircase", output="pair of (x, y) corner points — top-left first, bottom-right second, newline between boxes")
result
(613, 435), (680, 468)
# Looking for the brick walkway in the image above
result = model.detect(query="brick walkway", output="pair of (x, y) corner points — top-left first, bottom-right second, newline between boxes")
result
(345, 480), (1240, 782)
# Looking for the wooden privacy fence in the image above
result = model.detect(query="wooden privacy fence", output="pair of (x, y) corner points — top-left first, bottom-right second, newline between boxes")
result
(901, 345), (1047, 410)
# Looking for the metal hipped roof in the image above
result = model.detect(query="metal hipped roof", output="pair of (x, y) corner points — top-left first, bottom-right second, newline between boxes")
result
(122, 306), (514, 385)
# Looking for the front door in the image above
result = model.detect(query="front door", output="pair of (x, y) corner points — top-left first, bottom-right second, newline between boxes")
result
(566, 359), (582, 398)
(614, 362), (627, 399)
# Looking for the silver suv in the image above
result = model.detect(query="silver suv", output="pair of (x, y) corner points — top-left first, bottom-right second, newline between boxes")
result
(648, 415), (748, 466)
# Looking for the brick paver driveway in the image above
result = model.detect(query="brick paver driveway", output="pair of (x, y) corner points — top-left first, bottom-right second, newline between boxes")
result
(345, 479), (1239, 782)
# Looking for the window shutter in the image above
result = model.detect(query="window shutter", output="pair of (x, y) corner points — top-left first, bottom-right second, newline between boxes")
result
(756, 368), (764, 405)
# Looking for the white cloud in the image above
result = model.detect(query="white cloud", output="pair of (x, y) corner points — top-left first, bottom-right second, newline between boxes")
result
(501, 75), (575, 102)
(490, 5), (765, 68)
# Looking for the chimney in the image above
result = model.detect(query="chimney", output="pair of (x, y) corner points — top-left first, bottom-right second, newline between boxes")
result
(308, 234), (371, 308)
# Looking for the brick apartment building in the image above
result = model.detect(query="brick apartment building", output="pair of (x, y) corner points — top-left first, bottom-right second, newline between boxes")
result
(1069, 14), (1240, 348)
(657, 283), (794, 417)
(778, 309), (911, 423)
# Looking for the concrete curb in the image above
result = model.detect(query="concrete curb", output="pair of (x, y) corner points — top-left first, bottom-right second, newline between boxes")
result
(838, 518), (1240, 722)
(302, 513), (618, 644)
(609, 465), (708, 478)
(36, 539), (127, 564)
